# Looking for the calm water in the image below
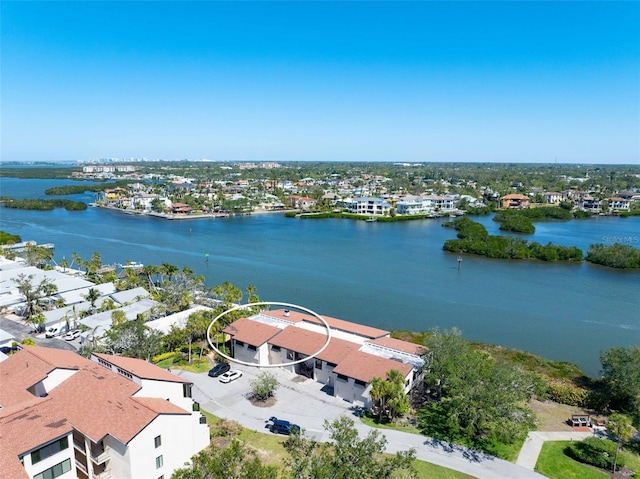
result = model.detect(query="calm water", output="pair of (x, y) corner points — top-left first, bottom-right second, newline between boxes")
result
(1, 177), (639, 376)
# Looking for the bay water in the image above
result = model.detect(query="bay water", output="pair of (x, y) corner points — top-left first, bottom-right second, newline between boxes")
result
(1, 177), (639, 376)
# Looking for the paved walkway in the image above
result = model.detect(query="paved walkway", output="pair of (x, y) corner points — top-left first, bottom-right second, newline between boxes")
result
(177, 365), (548, 479)
(516, 430), (598, 470)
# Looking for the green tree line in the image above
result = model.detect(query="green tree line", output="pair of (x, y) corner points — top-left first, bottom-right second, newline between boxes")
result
(0, 197), (87, 211)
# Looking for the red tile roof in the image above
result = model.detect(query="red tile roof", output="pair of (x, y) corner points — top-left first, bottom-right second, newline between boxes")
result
(93, 353), (191, 383)
(222, 317), (282, 347)
(265, 309), (389, 339)
(366, 337), (427, 356)
(0, 347), (191, 479)
(267, 326), (360, 365)
(332, 351), (413, 383)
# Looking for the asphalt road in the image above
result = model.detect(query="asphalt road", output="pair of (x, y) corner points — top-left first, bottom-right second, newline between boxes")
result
(176, 364), (548, 479)
(1, 316), (79, 352)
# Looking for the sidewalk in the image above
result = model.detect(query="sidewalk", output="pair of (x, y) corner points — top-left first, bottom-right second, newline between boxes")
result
(177, 365), (547, 479)
(516, 430), (594, 470)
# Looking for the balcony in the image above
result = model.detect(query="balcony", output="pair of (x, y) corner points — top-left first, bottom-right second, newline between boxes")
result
(90, 446), (110, 465)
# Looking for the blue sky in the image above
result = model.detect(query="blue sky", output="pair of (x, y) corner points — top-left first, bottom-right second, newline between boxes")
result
(1, 1), (639, 164)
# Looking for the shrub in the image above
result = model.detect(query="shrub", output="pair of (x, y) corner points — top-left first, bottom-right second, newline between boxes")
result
(250, 371), (280, 401)
(152, 351), (178, 363)
(565, 437), (625, 471)
(544, 378), (589, 406)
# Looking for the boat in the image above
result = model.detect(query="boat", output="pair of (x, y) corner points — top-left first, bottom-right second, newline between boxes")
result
(365, 217), (377, 222)
(118, 261), (145, 271)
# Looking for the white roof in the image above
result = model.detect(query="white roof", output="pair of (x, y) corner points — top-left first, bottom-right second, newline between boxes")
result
(145, 305), (212, 334)
(80, 298), (159, 330)
(55, 282), (117, 305)
(110, 287), (149, 305)
(0, 328), (15, 344)
(0, 265), (94, 299)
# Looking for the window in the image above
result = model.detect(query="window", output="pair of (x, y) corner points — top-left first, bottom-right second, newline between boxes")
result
(31, 437), (69, 464)
(354, 379), (366, 387)
(156, 455), (164, 469)
(337, 374), (348, 382)
(33, 459), (71, 479)
(247, 345), (257, 351)
(315, 359), (322, 370)
(235, 340), (245, 347)
(326, 362), (337, 368)
(271, 345), (281, 352)
(154, 435), (162, 448)
(286, 351), (294, 360)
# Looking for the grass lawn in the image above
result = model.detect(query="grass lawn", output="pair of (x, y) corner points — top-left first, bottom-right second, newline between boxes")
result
(535, 441), (608, 479)
(156, 357), (211, 373)
(202, 409), (475, 478)
(360, 412), (421, 434)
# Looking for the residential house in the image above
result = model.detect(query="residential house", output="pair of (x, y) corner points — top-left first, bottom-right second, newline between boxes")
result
(0, 347), (209, 479)
(579, 196), (602, 213)
(341, 197), (391, 216)
(288, 195), (317, 211)
(500, 194), (530, 209)
(543, 192), (565, 204)
(605, 197), (631, 212)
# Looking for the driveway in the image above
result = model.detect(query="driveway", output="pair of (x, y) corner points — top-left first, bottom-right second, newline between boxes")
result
(0, 316), (78, 352)
(176, 364), (547, 479)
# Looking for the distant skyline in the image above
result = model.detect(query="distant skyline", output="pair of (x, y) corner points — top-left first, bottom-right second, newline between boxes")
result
(1, 1), (639, 164)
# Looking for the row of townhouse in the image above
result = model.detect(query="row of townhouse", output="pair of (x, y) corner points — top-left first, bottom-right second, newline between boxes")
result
(0, 347), (209, 479)
(221, 309), (426, 408)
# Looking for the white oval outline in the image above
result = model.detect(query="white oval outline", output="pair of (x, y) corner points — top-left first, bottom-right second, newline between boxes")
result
(206, 301), (332, 368)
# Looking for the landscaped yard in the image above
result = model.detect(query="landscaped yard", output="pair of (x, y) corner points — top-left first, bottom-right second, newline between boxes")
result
(535, 441), (610, 479)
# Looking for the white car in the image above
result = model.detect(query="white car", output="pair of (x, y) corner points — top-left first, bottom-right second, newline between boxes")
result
(45, 327), (59, 338)
(219, 370), (243, 383)
(64, 330), (81, 341)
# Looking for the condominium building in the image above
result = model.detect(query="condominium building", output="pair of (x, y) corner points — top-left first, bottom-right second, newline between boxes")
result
(0, 347), (209, 479)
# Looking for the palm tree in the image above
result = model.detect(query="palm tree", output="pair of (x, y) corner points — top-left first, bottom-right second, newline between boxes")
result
(608, 413), (636, 472)
(84, 288), (101, 314)
(59, 257), (70, 273)
(161, 262), (178, 284)
(369, 376), (388, 420)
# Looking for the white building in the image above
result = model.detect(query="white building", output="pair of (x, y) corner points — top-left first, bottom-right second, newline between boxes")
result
(341, 197), (391, 216)
(223, 309), (425, 408)
(0, 346), (209, 479)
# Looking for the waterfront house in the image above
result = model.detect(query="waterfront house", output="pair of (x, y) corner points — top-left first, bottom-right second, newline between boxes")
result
(605, 197), (631, 212)
(341, 197), (391, 216)
(222, 309), (425, 408)
(170, 202), (193, 214)
(579, 196), (602, 213)
(0, 347), (208, 479)
(500, 193), (530, 209)
(543, 192), (565, 204)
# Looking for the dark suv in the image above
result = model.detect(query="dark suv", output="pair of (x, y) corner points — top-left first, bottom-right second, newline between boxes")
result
(268, 416), (300, 435)
(208, 362), (230, 377)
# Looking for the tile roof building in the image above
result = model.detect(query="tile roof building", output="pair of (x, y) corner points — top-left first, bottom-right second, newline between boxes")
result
(0, 347), (209, 479)
(223, 309), (426, 408)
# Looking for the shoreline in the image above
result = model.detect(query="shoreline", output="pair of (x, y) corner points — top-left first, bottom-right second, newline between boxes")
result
(91, 203), (296, 220)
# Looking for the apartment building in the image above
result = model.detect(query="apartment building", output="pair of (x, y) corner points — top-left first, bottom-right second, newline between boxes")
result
(222, 309), (426, 408)
(0, 347), (209, 479)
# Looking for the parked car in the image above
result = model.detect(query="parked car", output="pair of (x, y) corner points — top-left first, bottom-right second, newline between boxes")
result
(0, 345), (20, 355)
(219, 370), (242, 383)
(45, 327), (60, 338)
(208, 362), (231, 378)
(268, 416), (300, 435)
(64, 330), (81, 341)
